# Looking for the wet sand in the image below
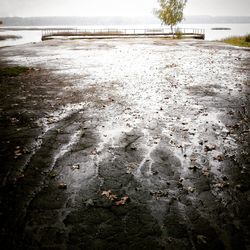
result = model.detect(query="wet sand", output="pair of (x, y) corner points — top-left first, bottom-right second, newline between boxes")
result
(0, 38), (250, 250)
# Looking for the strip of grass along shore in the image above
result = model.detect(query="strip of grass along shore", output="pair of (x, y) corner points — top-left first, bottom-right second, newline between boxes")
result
(0, 66), (29, 77)
(0, 35), (22, 41)
(222, 34), (250, 47)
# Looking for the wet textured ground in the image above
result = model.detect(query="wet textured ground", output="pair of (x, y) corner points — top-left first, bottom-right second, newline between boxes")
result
(0, 38), (250, 250)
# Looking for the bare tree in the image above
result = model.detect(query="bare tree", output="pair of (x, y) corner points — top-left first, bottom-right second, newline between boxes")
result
(155, 0), (187, 37)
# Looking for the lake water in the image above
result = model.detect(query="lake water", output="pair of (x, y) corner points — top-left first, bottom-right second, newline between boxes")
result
(0, 23), (249, 47)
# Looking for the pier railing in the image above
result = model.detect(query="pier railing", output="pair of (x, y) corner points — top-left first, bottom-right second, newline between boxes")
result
(42, 28), (205, 40)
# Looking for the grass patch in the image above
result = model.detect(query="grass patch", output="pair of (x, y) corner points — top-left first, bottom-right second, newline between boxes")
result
(0, 66), (29, 77)
(222, 34), (250, 47)
(175, 29), (183, 39)
(0, 35), (22, 41)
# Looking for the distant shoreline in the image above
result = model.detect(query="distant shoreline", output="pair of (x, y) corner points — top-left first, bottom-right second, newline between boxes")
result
(211, 27), (231, 30)
(0, 27), (76, 31)
(0, 23), (249, 45)
(0, 15), (250, 27)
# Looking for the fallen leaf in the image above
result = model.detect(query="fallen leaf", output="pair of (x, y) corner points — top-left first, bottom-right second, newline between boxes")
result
(115, 196), (129, 206)
(101, 190), (117, 201)
(22, 148), (30, 154)
(49, 172), (58, 179)
(58, 183), (67, 190)
(187, 187), (195, 193)
(102, 190), (112, 197)
(126, 163), (136, 174)
(91, 149), (97, 155)
(197, 235), (207, 244)
(204, 145), (216, 152)
(202, 169), (210, 177)
(189, 165), (200, 171)
(190, 157), (197, 162)
(214, 183), (224, 188)
(214, 181), (229, 188)
(167, 237), (173, 243)
(213, 154), (224, 162)
(10, 117), (19, 124)
(16, 174), (25, 180)
(71, 164), (80, 170)
(14, 150), (22, 156)
(150, 190), (168, 198)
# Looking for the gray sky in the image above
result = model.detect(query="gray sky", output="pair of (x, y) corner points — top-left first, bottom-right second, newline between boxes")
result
(0, 0), (250, 17)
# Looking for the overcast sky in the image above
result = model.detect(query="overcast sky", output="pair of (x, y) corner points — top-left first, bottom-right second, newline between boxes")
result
(1, 0), (250, 17)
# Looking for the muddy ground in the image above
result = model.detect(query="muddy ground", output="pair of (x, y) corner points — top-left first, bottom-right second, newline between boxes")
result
(0, 38), (250, 250)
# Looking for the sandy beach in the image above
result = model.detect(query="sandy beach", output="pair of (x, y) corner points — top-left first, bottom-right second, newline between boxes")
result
(0, 38), (249, 249)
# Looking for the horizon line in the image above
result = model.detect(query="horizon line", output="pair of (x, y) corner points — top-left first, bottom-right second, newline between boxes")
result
(1, 15), (250, 18)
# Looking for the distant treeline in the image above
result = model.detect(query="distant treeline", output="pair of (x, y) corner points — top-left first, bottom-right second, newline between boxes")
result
(0, 16), (250, 26)
(186, 16), (250, 24)
(0, 16), (158, 26)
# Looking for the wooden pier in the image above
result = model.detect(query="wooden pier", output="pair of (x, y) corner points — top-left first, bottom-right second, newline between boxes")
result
(42, 28), (205, 40)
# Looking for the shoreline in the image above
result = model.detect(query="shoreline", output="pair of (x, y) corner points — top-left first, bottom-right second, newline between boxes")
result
(0, 38), (249, 249)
